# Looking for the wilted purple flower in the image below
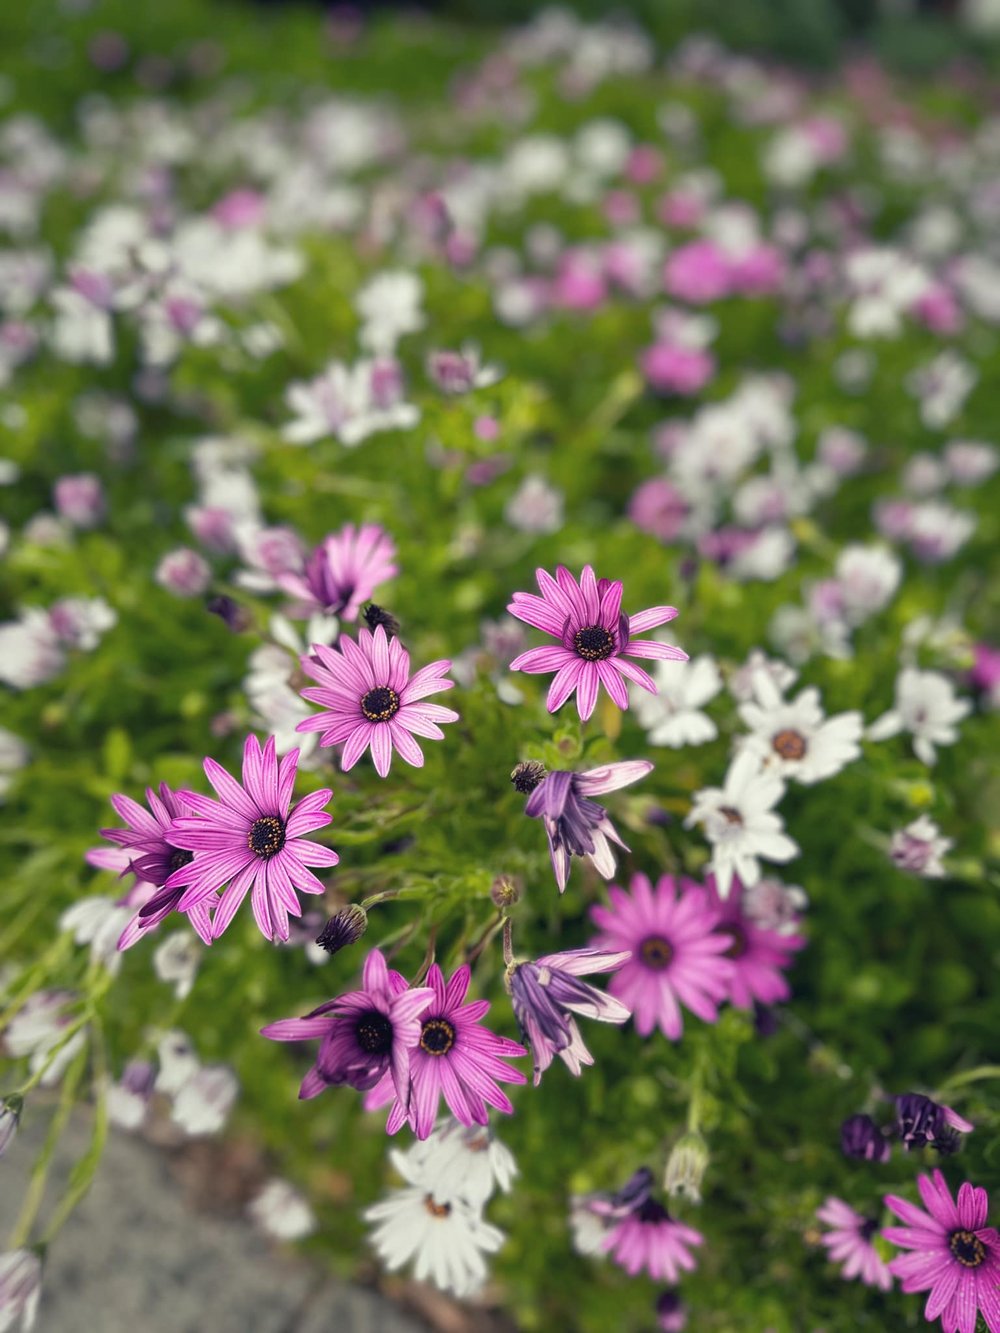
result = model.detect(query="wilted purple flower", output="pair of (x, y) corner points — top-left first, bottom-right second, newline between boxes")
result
(840, 1113), (891, 1163)
(603, 1197), (703, 1282)
(655, 1291), (688, 1332)
(508, 947), (631, 1085)
(0, 1249), (42, 1332)
(517, 760), (653, 893)
(893, 1093), (973, 1153)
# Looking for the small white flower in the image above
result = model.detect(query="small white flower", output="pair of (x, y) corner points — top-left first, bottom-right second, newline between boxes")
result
(741, 878), (808, 934)
(0, 610), (65, 689)
(889, 815), (952, 878)
(171, 1065), (239, 1136)
(728, 650), (798, 704)
(248, 1179), (316, 1242)
(833, 545), (901, 625)
(739, 672), (863, 785)
(686, 749), (799, 896)
(503, 475), (564, 534)
(154, 1030), (201, 1097)
(152, 932), (202, 1000)
(356, 270), (425, 353)
(59, 895), (131, 973)
(107, 1060), (156, 1132)
(401, 1118), (518, 1210)
(868, 667), (971, 765)
(632, 655), (722, 748)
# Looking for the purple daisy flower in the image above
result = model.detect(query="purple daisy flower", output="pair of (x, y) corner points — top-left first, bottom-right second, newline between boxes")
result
(589, 873), (733, 1040)
(278, 523), (397, 621)
(884, 1170), (1000, 1333)
(364, 963), (527, 1139)
(893, 1093), (973, 1154)
(602, 1197), (703, 1282)
(816, 1197), (893, 1291)
(507, 565), (686, 721)
(514, 759), (653, 893)
(705, 874), (806, 1010)
(295, 624), (458, 777)
(164, 733), (339, 943)
(508, 947), (631, 1085)
(260, 948), (433, 1109)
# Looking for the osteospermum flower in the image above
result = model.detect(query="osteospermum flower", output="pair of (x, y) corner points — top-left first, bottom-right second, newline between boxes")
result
(278, 523), (397, 621)
(508, 948), (631, 1085)
(507, 565), (686, 721)
(816, 1198), (893, 1291)
(884, 1170), (1000, 1333)
(261, 949), (433, 1106)
(602, 1197), (703, 1282)
(296, 624), (458, 777)
(513, 759), (653, 893)
(364, 963), (527, 1139)
(738, 671), (864, 785)
(164, 734), (339, 943)
(705, 875), (806, 1010)
(893, 1094), (973, 1153)
(589, 874), (732, 1040)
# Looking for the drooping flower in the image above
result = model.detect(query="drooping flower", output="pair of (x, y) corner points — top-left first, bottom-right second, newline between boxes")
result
(570, 1169), (655, 1255)
(816, 1198), (893, 1291)
(278, 524), (397, 621)
(507, 565), (686, 721)
(890, 816), (953, 878)
(163, 734), (339, 943)
(840, 1113), (891, 1164)
(868, 668), (971, 766)
(893, 1094), (973, 1153)
(705, 875), (806, 1010)
(589, 873), (732, 1040)
(508, 948), (631, 1085)
(883, 1170), (1000, 1333)
(685, 749), (800, 896)
(364, 963), (527, 1139)
(260, 949), (433, 1108)
(602, 1197), (703, 1282)
(296, 624), (458, 777)
(514, 759), (653, 892)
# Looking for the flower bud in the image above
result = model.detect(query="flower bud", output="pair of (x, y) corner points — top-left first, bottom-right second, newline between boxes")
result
(362, 603), (400, 638)
(663, 1131), (709, 1204)
(510, 760), (546, 794)
(490, 875), (521, 909)
(315, 904), (368, 956)
(0, 1095), (22, 1158)
(206, 595), (253, 633)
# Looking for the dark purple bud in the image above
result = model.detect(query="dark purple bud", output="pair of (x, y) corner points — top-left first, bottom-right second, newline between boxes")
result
(206, 595), (253, 632)
(363, 603), (400, 638)
(316, 905), (368, 956)
(840, 1113), (891, 1163)
(590, 1167), (654, 1219)
(656, 1290), (687, 1332)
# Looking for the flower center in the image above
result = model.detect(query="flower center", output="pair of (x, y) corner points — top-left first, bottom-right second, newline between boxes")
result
(360, 686), (400, 722)
(355, 1010), (394, 1055)
(949, 1230), (986, 1267)
(772, 728), (808, 761)
(423, 1195), (451, 1218)
(720, 924), (748, 959)
(419, 1017), (457, 1057)
(718, 805), (744, 825)
(859, 1217), (879, 1242)
(247, 815), (286, 859)
(168, 848), (194, 872)
(639, 935), (674, 970)
(573, 625), (616, 661)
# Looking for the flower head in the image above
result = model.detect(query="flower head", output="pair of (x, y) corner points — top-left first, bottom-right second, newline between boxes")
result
(364, 963), (527, 1139)
(738, 672), (863, 785)
(602, 1197), (703, 1282)
(705, 875), (805, 1010)
(589, 873), (732, 1040)
(164, 734), (339, 943)
(518, 760), (653, 892)
(890, 816), (953, 878)
(816, 1197), (893, 1291)
(278, 524), (397, 621)
(261, 949), (433, 1109)
(0, 1249), (42, 1333)
(508, 947), (631, 1085)
(296, 625), (458, 777)
(893, 1094), (973, 1153)
(507, 565), (686, 721)
(841, 1113), (892, 1163)
(884, 1170), (1000, 1333)
(868, 668), (971, 766)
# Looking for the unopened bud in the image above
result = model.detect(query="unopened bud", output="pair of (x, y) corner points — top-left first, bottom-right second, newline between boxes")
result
(490, 875), (521, 909)
(510, 760), (546, 794)
(663, 1131), (709, 1204)
(315, 904), (368, 956)
(0, 1094), (23, 1158)
(206, 595), (253, 632)
(363, 603), (400, 638)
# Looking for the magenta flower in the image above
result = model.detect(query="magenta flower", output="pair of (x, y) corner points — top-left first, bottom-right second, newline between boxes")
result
(602, 1198), (703, 1282)
(278, 523), (397, 621)
(260, 949), (433, 1108)
(705, 875), (805, 1010)
(364, 963), (527, 1139)
(164, 734), (339, 943)
(508, 947), (631, 1085)
(817, 1197), (893, 1291)
(507, 565), (686, 721)
(589, 873), (732, 1040)
(295, 624), (458, 777)
(514, 759), (653, 893)
(884, 1170), (1000, 1333)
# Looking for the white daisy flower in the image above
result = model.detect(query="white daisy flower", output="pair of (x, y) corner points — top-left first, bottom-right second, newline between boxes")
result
(889, 815), (953, 878)
(728, 649), (798, 704)
(170, 1065), (239, 1136)
(248, 1179), (316, 1242)
(685, 749), (799, 896)
(59, 895), (131, 974)
(632, 655), (722, 748)
(867, 667), (971, 765)
(401, 1118), (518, 1209)
(738, 671), (863, 784)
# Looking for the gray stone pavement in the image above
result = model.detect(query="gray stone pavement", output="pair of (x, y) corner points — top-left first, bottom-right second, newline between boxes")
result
(0, 1112), (426, 1333)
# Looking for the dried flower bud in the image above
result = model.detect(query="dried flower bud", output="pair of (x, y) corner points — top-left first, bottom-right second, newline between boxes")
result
(663, 1130), (709, 1204)
(315, 904), (369, 956)
(363, 603), (400, 638)
(510, 760), (546, 794)
(490, 875), (521, 909)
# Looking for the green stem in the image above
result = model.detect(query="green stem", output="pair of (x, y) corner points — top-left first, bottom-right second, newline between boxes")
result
(15, 1013), (93, 1099)
(936, 1065), (1000, 1098)
(41, 1022), (109, 1246)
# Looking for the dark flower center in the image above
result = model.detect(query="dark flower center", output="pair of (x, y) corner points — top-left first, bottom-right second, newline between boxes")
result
(772, 728), (808, 760)
(168, 848), (194, 872)
(859, 1217), (879, 1243)
(636, 1198), (670, 1225)
(639, 935), (674, 970)
(718, 805), (744, 825)
(360, 686), (400, 722)
(419, 1017), (457, 1057)
(511, 760), (547, 794)
(573, 625), (616, 661)
(247, 815), (286, 859)
(355, 1010), (394, 1055)
(949, 1230), (986, 1267)
(720, 923), (748, 959)
(423, 1195), (451, 1218)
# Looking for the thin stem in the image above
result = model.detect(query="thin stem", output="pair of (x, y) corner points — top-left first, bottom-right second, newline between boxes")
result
(411, 926), (438, 985)
(502, 918), (515, 969)
(41, 1021), (109, 1246)
(464, 914), (504, 968)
